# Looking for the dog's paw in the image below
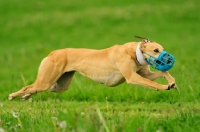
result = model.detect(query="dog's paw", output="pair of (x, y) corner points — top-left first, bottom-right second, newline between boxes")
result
(8, 94), (14, 101)
(167, 83), (177, 90)
(8, 93), (17, 101)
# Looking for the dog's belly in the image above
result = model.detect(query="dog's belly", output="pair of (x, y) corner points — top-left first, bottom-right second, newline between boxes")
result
(78, 71), (125, 87)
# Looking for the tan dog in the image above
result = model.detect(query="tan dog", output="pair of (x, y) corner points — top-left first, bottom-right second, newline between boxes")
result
(9, 39), (176, 100)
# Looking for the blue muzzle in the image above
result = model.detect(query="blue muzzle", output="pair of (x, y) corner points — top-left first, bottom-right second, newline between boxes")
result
(145, 51), (175, 71)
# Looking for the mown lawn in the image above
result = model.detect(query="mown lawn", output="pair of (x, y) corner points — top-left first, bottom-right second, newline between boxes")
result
(0, 0), (200, 131)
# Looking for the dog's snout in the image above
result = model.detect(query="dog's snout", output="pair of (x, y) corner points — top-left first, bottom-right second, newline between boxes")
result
(162, 54), (173, 65)
(166, 56), (173, 64)
(155, 60), (161, 64)
(167, 60), (172, 64)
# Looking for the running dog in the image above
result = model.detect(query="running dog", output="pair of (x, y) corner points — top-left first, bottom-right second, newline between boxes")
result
(9, 37), (176, 100)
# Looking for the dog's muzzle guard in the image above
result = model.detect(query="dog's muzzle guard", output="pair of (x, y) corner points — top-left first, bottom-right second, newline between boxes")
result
(144, 51), (175, 71)
(136, 42), (175, 71)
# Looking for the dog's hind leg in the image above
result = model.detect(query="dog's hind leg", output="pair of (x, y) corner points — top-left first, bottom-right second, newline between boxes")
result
(9, 55), (67, 100)
(49, 71), (75, 92)
(8, 84), (33, 100)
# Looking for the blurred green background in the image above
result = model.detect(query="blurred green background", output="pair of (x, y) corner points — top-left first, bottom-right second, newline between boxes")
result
(0, 0), (200, 102)
(1, 0), (200, 131)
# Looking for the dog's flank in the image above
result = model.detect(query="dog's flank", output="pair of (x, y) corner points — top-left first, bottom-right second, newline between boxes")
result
(9, 41), (176, 100)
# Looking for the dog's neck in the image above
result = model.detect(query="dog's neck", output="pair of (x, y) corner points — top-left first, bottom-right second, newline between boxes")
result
(136, 42), (148, 65)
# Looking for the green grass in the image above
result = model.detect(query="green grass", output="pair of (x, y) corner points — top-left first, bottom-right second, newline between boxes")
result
(1, 101), (200, 132)
(0, 0), (200, 131)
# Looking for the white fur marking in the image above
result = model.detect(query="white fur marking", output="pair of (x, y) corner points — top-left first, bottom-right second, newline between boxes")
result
(136, 42), (148, 65)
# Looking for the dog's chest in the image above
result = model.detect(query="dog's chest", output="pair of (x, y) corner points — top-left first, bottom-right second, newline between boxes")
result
(78, 71), (125, 87)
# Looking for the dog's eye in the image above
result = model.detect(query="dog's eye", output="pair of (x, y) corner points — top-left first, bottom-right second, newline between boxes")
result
(154, 49), (159, 53)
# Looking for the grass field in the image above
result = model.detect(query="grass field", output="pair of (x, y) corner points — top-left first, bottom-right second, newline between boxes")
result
(0, 0), (200, 131)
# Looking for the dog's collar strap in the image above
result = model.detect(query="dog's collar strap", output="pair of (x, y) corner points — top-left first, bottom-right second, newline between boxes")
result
(136, 42), (148, 65)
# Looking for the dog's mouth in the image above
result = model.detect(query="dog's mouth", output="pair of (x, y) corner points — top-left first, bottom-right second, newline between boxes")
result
(161, 53), (173, 65)
(155, 59), (171, 66)
(145, 51), (175, 71)
(158, 53), (174, 66)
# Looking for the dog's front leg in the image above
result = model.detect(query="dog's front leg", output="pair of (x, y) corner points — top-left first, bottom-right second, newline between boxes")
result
(162, 71), (176, 88)
(126, 73), (171, 90)
(137, 68), (164, 81)
(117, 62), (171, 90)
(137, 66), (176, 88)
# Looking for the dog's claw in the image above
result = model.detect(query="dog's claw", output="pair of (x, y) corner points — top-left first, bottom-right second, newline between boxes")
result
(171, 83), (175, 88)
(167, 83), (177, 90)
(21, 93), (31, 100)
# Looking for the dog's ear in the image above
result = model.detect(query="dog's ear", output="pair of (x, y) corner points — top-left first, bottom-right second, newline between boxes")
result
(142, 39), (150, 43)
(134, 35), (150, 44)
(134, 35), (150, 50)
(134, 35), (147, 40)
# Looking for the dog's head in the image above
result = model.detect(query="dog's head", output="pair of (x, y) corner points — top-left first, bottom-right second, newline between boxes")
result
(139, 39), (175, 71)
